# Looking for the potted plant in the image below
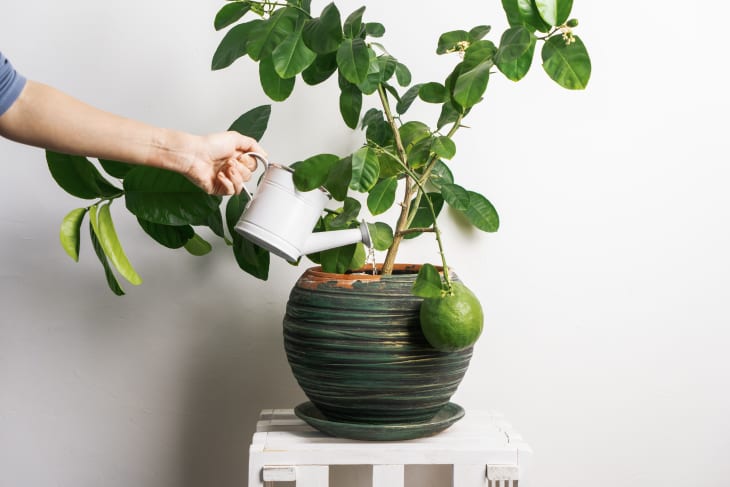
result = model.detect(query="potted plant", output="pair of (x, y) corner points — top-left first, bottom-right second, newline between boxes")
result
(46, 0), (590, 439)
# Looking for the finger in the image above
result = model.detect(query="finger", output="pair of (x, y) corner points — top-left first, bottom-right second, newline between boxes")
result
(215, 171), (235, 196)
(226, 165), (244, 195)
(238, 153), (258, 171)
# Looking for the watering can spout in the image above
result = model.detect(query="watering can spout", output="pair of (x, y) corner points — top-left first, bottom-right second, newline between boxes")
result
(301, 221), (372, 256)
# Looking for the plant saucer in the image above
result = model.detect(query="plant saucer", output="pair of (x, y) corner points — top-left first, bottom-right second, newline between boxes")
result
(294, 402), (465, 441)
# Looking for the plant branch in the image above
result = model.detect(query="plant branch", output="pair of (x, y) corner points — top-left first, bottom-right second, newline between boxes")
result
(397, 227), (435, 235)
(378, 85), (412, 276)
(382, 147), (453, 290)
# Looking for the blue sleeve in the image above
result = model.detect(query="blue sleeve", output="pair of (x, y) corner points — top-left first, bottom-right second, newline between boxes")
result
(0, 51), (27, 116)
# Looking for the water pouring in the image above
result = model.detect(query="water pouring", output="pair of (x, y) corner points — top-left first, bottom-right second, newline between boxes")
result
(234, 153), (372, 263)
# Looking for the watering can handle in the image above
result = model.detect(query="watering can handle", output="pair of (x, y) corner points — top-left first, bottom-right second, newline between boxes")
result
(240, 152), (270, 199)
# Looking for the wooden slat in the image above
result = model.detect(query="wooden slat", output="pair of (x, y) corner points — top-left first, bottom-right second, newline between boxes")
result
(453, 464), (486, 487)
(372, 465), (404, 487)
(296, 465), (329, 487)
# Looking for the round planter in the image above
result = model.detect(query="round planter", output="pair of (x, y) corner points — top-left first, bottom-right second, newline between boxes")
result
(283, 264), (473, 433)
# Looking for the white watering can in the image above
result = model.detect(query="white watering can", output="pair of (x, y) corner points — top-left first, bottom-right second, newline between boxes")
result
(234, 153), (372, 263)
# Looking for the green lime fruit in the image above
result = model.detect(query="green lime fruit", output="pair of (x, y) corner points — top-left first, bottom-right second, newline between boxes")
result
(419, 282), (484, 352)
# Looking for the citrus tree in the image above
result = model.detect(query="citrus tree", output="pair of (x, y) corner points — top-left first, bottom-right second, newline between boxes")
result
(46, 0), (590, 298)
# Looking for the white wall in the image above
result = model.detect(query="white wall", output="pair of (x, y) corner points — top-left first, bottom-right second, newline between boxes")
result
(1, 1), (729, 486)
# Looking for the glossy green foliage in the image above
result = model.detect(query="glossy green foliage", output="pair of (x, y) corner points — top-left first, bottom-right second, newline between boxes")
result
(47, 152), (122, 199)
(137, 218), (194, 249)
(412, 263), (444, 298)
(229, 104), (271, 140)
(60, 208), (87, 262)
(42, 0), (594, 291)
(184, 233), (213, 256)
(226, 192), (270, 280)
(367, 222), (394, 251)
(123, 167), (221, 226)
(542, 35), (591, 89)
(496, 26), (536, 81)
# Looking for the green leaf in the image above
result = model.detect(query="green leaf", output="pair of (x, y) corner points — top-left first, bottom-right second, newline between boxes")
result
(46, 151), (122, 199)
(247, 8), (300, 61)
(302, 3), (343, 54)
(377, 55), (397, 83)
(348, 243), (367, 270)
(259, 55), (296, 101)
(320, 243), (357, 273)
(339, 79), (363, 129)
(60, 207), (87, 262)
(272, 27), (317, 78)
(376, 151), (403, 179)
(501, 0), (525, 27)
(331, 197), (361, 228)
(184, 233), (213, 256)
(366, 119), (392, 146)
(497, 26), (535, 61)
(437, 101), (462, 129)
(99, 159), (134, 179)
(94, 203), (142, 285)
(215, 2), (251, 31)
(412, 263), (444, 298)
(137, 218), (194, 249)
(206, 208), (227, 240)
(396, 84), (422, 115)
(367, 222), (394, 251)
(429, 160), (454, 190)
(419, 82), (448, 103)
(225, 191), (249, 235)
(301, 52), (338, 85)
(496, 26), (536, 81)
(541, 34), (591, 89)
(441, 183), (470, 211)
(336, 38), (370, 85)
(462, 40), (497, 71)
(89, 219), (125, 296)
(343, 6), (366, 38)
(324, 157), (352, 201)
(123, 167), (220, 226)
(212, 19), (261, 70)
(518, 0), (551, 32)
(394, 62), (411, 86)
(462, 191), (499, 232)
(468, 25), (492, 41)
(350, 146), (380, 192)
(228, 104), (271, 140)
(399, 121), (431, 149)
(365, 22), (385, 37)
(437, 30), (470, 55)
(367, 177), (397, 215)
(360, 108), (383, 129)
(292, 153), (340, 191)
(454, 61), (490, 109)
(431, 136), (456, 159)
(226, 193), (270, 280)
(406, 193), (444, 239)
(535, 0), (573, 26)
(407, 138), (433, 169)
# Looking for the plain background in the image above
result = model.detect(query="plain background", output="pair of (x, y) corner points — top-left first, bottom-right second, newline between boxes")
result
(2, 1), (729, 486)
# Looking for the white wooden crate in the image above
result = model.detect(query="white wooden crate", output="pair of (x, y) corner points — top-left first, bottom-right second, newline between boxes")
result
(249, 409), (532, 487)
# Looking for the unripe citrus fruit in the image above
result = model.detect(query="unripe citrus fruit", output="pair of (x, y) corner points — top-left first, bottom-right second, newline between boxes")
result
(419, 282), (483, 352)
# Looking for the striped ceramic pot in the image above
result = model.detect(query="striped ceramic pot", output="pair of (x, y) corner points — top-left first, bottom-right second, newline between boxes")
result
(283, 264), (473, 426)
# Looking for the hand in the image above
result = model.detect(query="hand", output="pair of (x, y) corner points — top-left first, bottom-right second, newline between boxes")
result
(184, 131), (266, 196)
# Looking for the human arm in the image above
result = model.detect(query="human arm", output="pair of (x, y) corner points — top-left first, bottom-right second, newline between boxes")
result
(0, 79), (265, 195)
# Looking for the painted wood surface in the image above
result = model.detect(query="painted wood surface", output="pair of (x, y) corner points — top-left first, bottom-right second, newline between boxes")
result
(248, 409), (532, 487)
